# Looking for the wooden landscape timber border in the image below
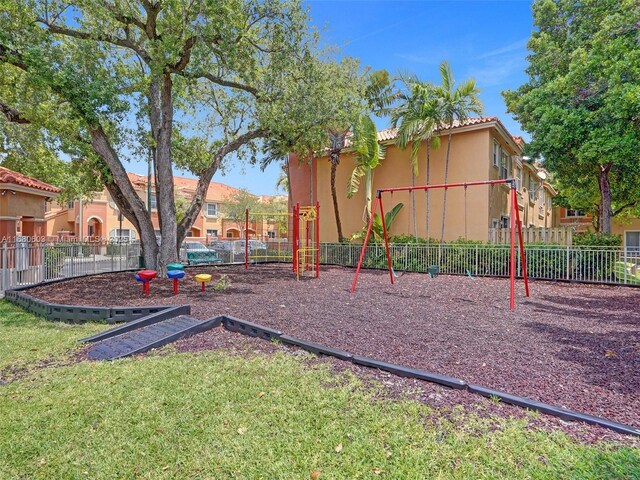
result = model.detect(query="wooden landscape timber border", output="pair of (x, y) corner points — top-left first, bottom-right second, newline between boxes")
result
(4, 276), (640, 438)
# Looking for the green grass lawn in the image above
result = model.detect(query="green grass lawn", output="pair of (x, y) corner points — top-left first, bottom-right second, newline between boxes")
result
(0, 303), (638, 479)
(0, 301), (103, 376)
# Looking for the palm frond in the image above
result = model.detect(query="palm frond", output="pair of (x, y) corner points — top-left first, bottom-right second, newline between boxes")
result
(347, 165), (365, 198)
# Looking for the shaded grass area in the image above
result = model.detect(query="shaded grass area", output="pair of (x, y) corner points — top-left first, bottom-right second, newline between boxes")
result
(0, 301), (103, 379)
(0, 347), (638, 479)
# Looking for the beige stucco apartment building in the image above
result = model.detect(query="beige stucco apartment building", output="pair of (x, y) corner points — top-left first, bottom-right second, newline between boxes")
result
(290, 117), (555, 243)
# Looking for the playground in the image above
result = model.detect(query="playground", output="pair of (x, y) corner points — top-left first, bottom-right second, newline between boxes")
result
(25, 262), (640, 434)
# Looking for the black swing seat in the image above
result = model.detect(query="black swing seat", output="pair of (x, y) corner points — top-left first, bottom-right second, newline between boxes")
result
(428, 265), (439, 278)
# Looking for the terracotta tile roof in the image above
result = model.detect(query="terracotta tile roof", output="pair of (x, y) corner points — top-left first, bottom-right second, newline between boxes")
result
(126, 172), (246, 202)
(0, 166), (61, 193)
(346, 117), (503, 146)
(512, 136), (525, 149)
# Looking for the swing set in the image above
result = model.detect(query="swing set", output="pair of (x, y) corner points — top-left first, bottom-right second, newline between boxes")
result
(350, 179), (530, 310)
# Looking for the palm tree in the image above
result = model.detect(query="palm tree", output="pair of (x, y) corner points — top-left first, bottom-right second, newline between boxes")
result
(435, 61), (483, 244)
(347, 115), (386, 221)
(328, 129), (348, 242)
(391, 78), (442, 241)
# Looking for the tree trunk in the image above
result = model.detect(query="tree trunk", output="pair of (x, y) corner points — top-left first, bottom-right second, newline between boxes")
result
(598, 164), (613, 233)
(148, 74), (179, 273)
(364, 168), (373, 221)
(440, 129), (453, 244)
(411, 170), (417, 240)
(426, 139), (431, 241)
(89, 125), (159, 269)
(330, 159), (344, 242)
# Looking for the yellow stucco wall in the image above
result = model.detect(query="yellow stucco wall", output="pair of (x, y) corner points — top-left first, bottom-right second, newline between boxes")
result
(613, 218), (640, 247)
(315, 128), (522, 242)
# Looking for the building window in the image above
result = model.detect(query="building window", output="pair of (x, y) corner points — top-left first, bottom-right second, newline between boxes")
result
(226, 231), (234, 238)
(267, 231), (276, 239)
(500, 152), (510, 179)
(500, 215), (510, 228)
(625, 231), (640, 254)
(528, 177), (536, 203)
(207, 229), (218, 238)
(492, 141), (500, 167)
(68, 200), (75, 209)
(149, 193), (157, 210)
(206, 203), (218, 217)
(566, 209), (586, 217)
(515, 166), (522, 191)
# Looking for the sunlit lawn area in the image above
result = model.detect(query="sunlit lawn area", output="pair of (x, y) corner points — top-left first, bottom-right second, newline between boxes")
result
(0, 302), (638, 479)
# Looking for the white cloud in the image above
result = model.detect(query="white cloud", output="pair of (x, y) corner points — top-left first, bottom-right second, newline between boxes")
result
(476, 38), (528, 59)
(468, 57), (525, 87)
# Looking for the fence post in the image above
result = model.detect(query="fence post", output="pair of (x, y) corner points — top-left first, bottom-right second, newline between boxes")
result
(475, 244), (479, 275)
(40, 244), (45, 282)
(2, 241), (7, 292)
(565, 244), (571, 280)
(623, 246), (628, 284)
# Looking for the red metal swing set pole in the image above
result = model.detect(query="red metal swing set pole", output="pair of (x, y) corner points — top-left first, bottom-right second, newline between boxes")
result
(509, 186), (516, 310)
(513, 187), (530, 297)
(315, 201), (320, 278)
(292, 203), (299, 274)
(379, 193), (395, 285)
(349, 194), (381, 293)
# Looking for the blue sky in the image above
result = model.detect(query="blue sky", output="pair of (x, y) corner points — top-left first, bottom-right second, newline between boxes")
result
(131, 0), (535, 195)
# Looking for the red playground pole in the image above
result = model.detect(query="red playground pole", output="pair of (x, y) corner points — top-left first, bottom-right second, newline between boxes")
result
(293, 203), (299, 273)
(173, 278), (179, 295)
(350, 196), (380, 293)
(378, 193), (395, 285)
(245, 208), (249, 270)
(509, 183), (516, 310)
(315, 201), (320, 278)
(513, 188), (530, 297)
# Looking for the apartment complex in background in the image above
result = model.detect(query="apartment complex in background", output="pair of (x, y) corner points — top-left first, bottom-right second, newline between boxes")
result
(553, 207), (640, 252)
(0, 166), (60, 240)
(45, 173), (285, 243)
(289, 117), (556, 243)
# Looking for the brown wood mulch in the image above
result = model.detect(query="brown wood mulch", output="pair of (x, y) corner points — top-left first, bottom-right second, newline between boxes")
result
(26, 264), (640, 445)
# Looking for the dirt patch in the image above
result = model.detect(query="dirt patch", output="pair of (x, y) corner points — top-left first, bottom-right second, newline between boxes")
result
(26, 263), (640, 443)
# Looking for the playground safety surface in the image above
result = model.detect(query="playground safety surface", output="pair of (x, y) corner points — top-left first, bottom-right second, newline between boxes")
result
(27, 263), (640, 444)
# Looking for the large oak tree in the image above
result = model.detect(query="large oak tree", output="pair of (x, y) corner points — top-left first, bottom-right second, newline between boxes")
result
(503, 0), (640, 233)
(0, 0), (364, 269)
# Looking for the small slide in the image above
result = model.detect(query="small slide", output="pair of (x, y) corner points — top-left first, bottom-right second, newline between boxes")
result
(82, 308), (221, 361)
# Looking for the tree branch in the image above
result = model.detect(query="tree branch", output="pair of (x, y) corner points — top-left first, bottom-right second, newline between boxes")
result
(612, 201), (638, 217)
(104, 2), (147, 31)
(168, 36), (197, 72)
(0, 101), (30, 124)
(140, 0), (161, 40)
(36, 18), (151, 63)
(183, 71), (260, 97)
(177, 128), (266, 241)
(0, 44), (29, 70)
